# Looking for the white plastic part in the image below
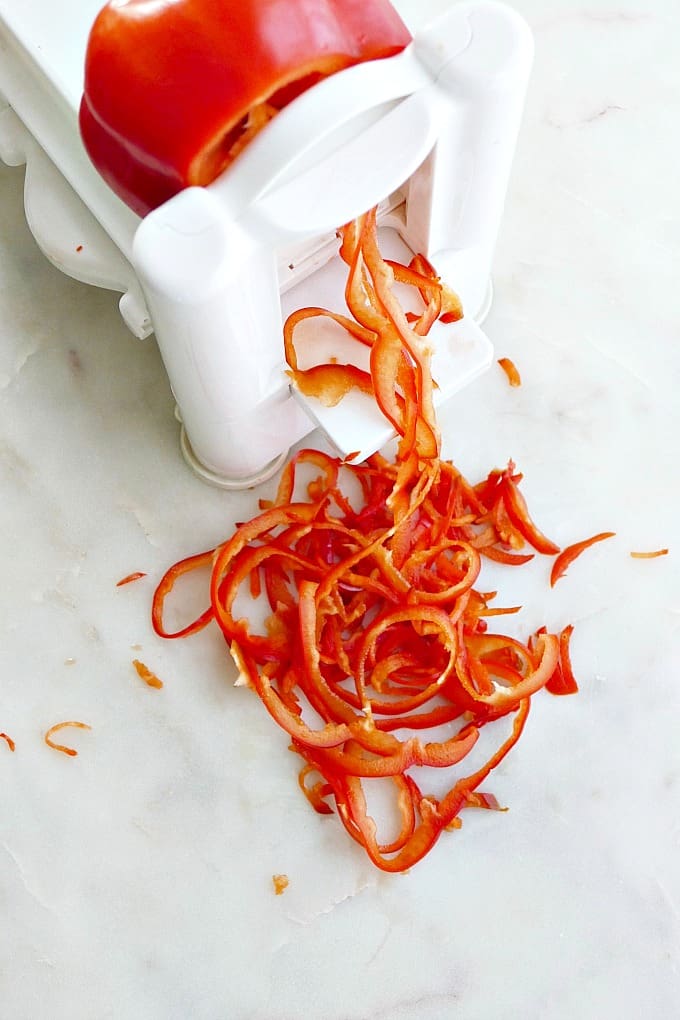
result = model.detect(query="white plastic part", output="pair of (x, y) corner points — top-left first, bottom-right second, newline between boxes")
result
(0, 0), (147, 336)
(0, 0), (533, 486)
(408, 1), (535, 317)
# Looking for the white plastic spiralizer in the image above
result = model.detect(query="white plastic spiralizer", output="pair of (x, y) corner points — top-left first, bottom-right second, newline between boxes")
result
(0, 0), (533, 487)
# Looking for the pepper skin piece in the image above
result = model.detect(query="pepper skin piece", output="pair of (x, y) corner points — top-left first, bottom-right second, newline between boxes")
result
(550, 532), (616, 588)
(80, 0), (412, 216)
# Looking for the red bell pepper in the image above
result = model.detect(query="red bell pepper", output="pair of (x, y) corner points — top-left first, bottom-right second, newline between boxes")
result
(80, 0), (412, 216)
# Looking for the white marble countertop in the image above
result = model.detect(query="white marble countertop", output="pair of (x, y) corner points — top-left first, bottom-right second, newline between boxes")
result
(2, 1), (679, 1017)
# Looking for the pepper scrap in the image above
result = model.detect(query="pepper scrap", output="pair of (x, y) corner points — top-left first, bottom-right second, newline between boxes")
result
(152, 209), (577, 872)
(132, 659), (164, 690)
(550, 532), (616, 588)
(272, 874), (290, 895)
(0, 732), (16, 752)
(116, 571), (147, 587)
(44, 721), (92, 757)
(498, 357), (522, 387)
(80, 0), (412, 216)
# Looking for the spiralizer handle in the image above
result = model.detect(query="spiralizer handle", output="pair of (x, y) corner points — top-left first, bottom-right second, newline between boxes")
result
(209, 47), (432, 222)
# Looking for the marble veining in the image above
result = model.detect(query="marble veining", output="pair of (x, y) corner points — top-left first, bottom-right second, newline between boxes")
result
(2, 1), (680, 1017)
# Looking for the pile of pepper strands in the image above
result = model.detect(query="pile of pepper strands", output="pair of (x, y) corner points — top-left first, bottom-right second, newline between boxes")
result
(153, 208), (576, 873)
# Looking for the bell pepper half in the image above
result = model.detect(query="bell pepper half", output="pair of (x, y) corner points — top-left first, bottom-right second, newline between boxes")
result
(79, 0), (412, 216)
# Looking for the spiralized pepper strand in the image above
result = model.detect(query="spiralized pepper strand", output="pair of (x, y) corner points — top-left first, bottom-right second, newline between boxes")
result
(154, 210), (577, 872)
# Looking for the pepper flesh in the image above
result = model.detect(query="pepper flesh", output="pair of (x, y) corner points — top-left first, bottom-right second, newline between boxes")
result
(80, 0), (412, 215)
